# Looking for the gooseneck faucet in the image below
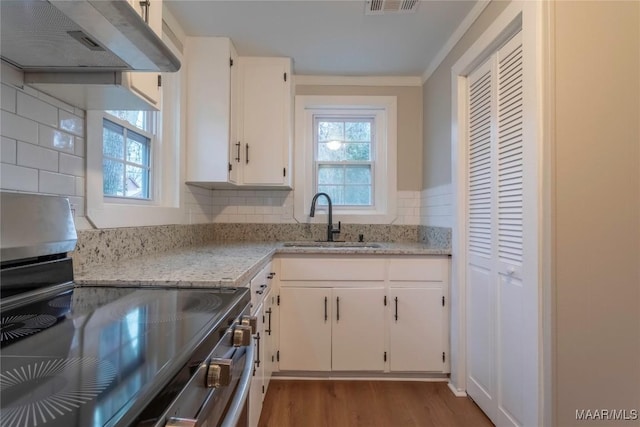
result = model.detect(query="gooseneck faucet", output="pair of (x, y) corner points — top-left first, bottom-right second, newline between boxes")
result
(309, 192), (341, 242)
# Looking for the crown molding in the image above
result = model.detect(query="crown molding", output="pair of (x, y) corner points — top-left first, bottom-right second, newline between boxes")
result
(294, 75), (422, 87)
(421, 0), (491, 84)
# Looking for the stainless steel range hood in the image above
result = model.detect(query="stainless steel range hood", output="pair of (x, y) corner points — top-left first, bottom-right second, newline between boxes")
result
(0, 0), (180, 73)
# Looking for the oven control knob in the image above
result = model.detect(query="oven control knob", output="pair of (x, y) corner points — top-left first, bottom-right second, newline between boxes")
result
(206, 358), (232, 388)
(241, 315), (258, 334)
(233, 324), (252, 347)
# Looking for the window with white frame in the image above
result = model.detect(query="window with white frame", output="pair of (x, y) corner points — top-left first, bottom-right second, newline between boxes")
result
(102, 111), (154, 200)
(85, 29), (183, 228)
(294, 96), (397, 224)
(314, 116), (374, 207)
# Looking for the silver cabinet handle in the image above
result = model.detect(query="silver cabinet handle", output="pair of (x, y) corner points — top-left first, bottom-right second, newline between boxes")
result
(245, 143), (249, 164)
(336, 296), (340, 322)
(324, 296), (327, 322)
(394, 297), (398, 321)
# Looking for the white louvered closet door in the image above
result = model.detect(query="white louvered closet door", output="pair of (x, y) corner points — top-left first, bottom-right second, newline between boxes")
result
(466, 31), (529, 427)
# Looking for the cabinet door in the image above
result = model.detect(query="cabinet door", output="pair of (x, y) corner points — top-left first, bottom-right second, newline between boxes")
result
(127, 0), (161, 107)
(279, 287), (331, 371)
(239, 58), (291, 185)
(332, 287), (385, 371)
(262, 290), (275, 394)
(389, 287), (445, 372)
(228, 44), (240, 183)
(185, 37), (233, 182)
(249, 301), (264, 427)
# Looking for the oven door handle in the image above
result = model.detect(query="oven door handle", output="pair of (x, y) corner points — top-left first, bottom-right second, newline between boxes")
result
(220, 343), (255, 427)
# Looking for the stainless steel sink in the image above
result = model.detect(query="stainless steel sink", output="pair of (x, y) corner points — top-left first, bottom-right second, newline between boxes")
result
(282, 242), (382, 249)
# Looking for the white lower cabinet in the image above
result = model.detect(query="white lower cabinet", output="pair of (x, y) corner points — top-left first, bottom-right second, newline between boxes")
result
(388, 287), (447, 372)
(277, 255), (450, 374)
(279, 286), (385, 372)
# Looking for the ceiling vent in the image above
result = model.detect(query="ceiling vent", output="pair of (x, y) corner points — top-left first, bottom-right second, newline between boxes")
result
(365, 0), (419, 15)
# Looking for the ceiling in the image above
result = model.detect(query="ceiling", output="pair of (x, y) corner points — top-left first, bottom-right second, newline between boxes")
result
(164, 0), (479, 77)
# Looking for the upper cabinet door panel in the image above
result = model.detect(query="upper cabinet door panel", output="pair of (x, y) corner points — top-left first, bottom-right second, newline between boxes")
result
(239, 57), (292, 186)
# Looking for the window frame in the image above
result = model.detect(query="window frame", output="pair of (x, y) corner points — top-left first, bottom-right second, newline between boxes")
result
(294, 96), (397, 224)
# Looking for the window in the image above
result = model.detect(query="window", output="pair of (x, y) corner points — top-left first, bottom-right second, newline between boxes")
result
(294, 96), (397, 224)
(85, 29), (183, 228)
(102, 116), (152, 200)
(314, 117), (374, 206)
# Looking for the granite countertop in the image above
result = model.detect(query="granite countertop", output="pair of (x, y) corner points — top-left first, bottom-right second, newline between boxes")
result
(75, 241), (450, 287)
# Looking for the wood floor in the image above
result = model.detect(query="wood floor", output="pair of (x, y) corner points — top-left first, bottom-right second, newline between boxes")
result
(258, 380), (493, 427)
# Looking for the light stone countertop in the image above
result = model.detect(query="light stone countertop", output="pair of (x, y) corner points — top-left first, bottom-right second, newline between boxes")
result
(74, 241), (451, 288)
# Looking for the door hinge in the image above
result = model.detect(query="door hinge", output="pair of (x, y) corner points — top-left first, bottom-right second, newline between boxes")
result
(262, 315), (265, 323)
(230, 57), (234, 67)
(228, 163), (232, 172)
(277, 295), (280, 305)
(442, 296), (445, 306)
(283, 167), (286, 177)
(442, 352), (446, 363)
(157, 75), (162, 87)
(284, 72), (287, 82)
(262, 385), (265, 394)
(384, 351), (387, 362)
(277, 350), (280, 362)
(384, 295), (387, 306)
(272, 355), (275, 362)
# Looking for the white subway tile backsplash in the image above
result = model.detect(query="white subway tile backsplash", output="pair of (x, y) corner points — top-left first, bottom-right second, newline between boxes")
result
(1, 110), (39, 144)
(39, 170), (75, 195)
(75, 176), (85, 197)
(59, 110), (84, 137)
(59, 153), (84, 177)
(17, 142), (58, 172)
(1, 84), (16, 113)
(74, 137), (85, 157)
(39, 125), (74, 152)
(1, 163), (38, 192)
(17, 92), (58, 127)
(1, 137), (17, 164)
(37, 92), (74, 114)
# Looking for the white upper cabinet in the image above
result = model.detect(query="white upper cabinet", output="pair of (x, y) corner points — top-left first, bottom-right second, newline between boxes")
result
(125, 0), (162, 108)
(185, 48), (292, 188)
(237, 57), (292, 187)
(185, 37), (237, 184)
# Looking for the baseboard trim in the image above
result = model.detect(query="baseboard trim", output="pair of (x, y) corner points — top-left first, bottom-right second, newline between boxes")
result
(273, 372), (449, 381)
(447, 381), (468, 397)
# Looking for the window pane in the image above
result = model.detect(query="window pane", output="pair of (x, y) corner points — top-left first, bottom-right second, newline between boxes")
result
(126, 132), (149, 166)
(345, 143), (371, 161)
(317, 185), (344, 205)
(317, 121), (344, 142)
(345, 121), (371, 142)
(103, 159), (124, 196)
(125, 165), (149, 199)
(106, 110), (148, 131)
(345, 166), (371, 184)
(318, 165), (345, 185)
(345, 185), (372, 205)
(103, 121), (124, 160)
(317, 142), (344, 161)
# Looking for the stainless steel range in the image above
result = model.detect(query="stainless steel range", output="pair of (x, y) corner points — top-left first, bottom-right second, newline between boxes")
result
(0, 192), (254, 427)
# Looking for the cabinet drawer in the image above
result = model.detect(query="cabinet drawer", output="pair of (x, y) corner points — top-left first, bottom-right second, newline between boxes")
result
(279, 257), (385, 281)
(388, 257), (448, 282)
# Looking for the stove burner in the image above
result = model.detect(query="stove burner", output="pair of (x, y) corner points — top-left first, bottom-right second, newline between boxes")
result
(110, 293), (223, 324)
(0, 358), (117, 427)
(0, 314), (57, 343)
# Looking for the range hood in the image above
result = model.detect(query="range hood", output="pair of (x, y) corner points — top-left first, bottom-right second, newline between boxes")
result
(0, 0), (180, 73)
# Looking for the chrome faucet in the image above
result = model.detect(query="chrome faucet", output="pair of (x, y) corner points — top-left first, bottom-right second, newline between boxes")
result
(309, 192), (341, 242)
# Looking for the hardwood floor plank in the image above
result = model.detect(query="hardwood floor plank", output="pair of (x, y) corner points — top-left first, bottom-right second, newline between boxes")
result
(258, 380), (493, 427)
